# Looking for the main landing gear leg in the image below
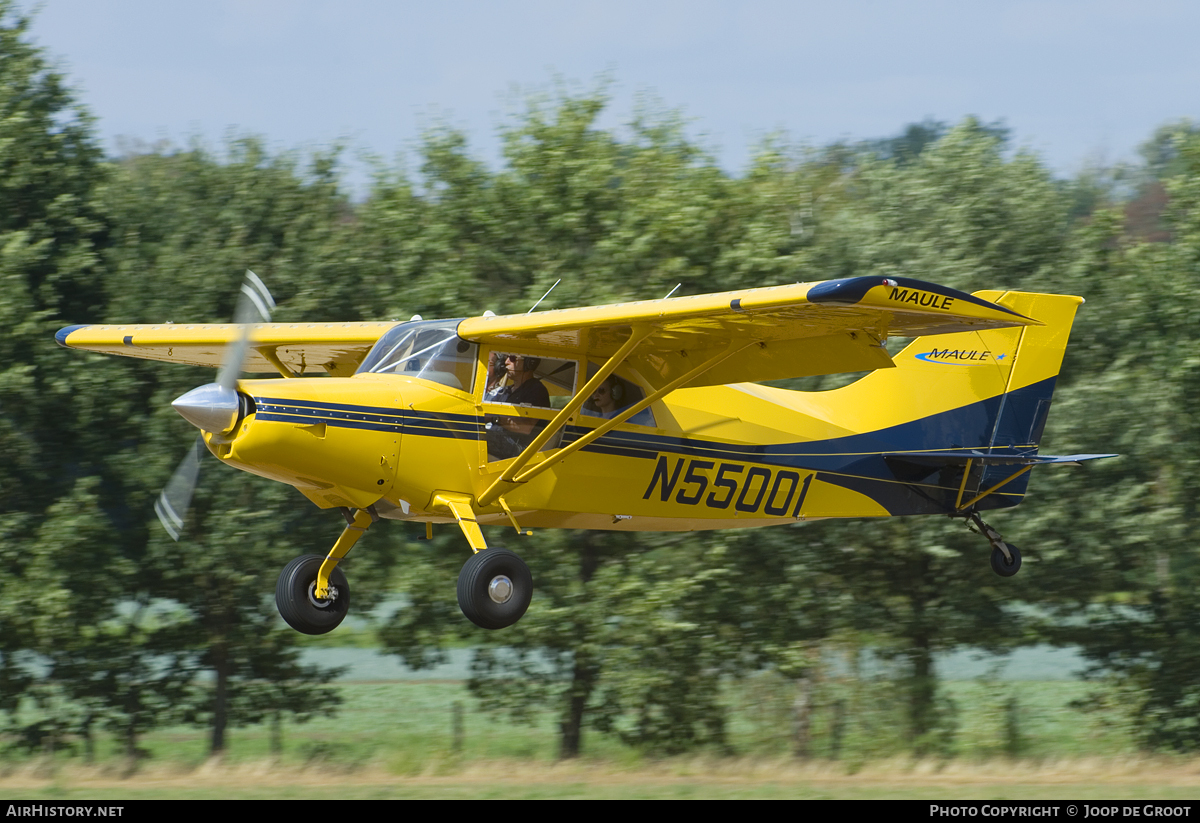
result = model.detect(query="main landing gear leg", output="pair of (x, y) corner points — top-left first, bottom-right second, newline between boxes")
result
(432, 492), (533, 630)
(275, 506), (376, 635)
(967, 511), (1023, 578)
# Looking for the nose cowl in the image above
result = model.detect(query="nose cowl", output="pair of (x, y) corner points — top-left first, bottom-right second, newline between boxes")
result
(172, 383), (240, 434)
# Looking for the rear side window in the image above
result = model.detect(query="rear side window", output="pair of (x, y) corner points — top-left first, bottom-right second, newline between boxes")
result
(580, 365), (655, 427)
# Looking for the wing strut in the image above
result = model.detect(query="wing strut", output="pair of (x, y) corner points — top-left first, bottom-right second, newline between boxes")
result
(477, 324), (653, 507)
(510, 338), (753, 487)
(255, 345), (299, 378)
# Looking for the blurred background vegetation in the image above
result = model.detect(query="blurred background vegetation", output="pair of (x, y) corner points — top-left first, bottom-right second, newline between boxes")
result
(2, 3), (1200, 769)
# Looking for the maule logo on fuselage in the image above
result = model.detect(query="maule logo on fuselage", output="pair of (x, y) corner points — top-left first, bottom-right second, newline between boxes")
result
(889, 287), (955, 311)
(915, 348), (1003, 365)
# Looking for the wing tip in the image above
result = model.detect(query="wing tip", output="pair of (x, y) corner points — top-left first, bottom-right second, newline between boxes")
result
(808, 276), (1034, 322)
(55, 324), (90, 348)
(806, 276), (889, 305)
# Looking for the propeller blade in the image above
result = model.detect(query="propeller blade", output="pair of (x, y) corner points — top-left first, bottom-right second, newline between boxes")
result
(234, 269), (276, 325)
(216, 269), (276, 391)
(154, 436), (207, 541)
(157, 270), (277, 540)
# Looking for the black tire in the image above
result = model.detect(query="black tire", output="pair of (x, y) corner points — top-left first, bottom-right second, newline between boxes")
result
(990, 543), (1022, 577)
(276, 554), (350, 635)
(457, 548), (532, 630)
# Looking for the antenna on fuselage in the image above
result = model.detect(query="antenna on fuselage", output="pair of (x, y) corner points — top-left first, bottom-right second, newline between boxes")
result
(663, 283), (681, 299)
(526, 279), (561, 314)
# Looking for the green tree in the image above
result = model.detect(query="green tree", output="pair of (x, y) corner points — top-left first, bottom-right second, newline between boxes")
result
(0, 0), (109, 737)
(385, 528), (760, 758)
(19, 477), (193, 760)
(361, 85), (791, 320)
(1029, 130), (1200, 751)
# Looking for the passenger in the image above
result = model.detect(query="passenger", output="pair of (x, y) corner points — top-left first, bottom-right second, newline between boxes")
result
(589, 376), (654, 426)
(589, 376), (622, 418)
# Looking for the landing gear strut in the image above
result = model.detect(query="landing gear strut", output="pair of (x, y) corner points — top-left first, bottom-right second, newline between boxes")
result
(968, 512), (1023, 578)
(275, 507), (375, 634)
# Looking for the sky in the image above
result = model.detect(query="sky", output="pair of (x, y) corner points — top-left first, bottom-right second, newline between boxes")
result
(22, 0), (1200, 191)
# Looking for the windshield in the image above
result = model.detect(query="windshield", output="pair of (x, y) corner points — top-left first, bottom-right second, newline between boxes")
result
(356, 319), (477, 392)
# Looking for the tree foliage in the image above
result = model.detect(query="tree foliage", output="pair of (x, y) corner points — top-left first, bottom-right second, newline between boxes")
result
(1032, 130), (1200, 751)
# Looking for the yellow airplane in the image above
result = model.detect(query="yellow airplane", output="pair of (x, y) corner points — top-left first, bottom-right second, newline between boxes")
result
(56, 272), (1113, 634)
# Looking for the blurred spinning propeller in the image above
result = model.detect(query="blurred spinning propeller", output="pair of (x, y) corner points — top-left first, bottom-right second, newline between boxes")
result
(154, 270), (276, 540)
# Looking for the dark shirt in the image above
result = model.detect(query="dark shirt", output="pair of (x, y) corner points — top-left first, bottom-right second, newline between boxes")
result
(495, 378), (550, 408)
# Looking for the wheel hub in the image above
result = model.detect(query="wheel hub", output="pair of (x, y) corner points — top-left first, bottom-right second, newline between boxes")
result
(488, 575), (514, 604)
(308, 582), (338, 609)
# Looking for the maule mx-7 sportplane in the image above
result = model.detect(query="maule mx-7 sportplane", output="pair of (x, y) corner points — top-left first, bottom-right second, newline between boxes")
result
(56, 273), (1114, 635)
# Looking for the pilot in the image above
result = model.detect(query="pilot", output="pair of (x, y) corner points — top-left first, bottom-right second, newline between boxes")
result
(485, 354), (550, 459)
(488, 354), (549, 408)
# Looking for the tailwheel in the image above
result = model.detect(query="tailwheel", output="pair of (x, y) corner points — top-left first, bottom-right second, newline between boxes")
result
(276, 554), (350, 635)
(457, 548), (532, 630)
(968, 512), (1024, 578)
(990, 543), (1023, 577)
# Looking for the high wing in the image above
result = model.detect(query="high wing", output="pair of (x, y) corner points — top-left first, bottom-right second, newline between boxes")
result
(55, 322), (398, 377)
(56, 276), (1036, 385)
(457, 276), (1039, 389)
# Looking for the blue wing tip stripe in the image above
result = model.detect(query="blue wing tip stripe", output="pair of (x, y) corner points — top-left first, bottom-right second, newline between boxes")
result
(55, 324), (89, 348)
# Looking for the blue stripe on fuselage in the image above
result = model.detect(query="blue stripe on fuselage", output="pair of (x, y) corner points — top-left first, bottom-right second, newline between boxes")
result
(249, 376), (1056, 514)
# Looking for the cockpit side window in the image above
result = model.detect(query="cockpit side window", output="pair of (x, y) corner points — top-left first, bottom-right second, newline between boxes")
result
(356, 320), (477, 392)
(482, 352), (577, 409)
(480, 351), (579, 461)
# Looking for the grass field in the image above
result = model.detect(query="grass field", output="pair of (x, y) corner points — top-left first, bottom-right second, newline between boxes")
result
(2, 676), (1195, 799)
(4, 757), (1200, 800)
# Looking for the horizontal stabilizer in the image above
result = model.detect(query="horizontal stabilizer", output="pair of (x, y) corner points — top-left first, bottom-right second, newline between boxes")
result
(885, 451), (1118, 466)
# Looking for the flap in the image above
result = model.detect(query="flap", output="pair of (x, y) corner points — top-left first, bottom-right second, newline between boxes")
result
(55, 322), (398, 377)
(457, 276), (1038, 389)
